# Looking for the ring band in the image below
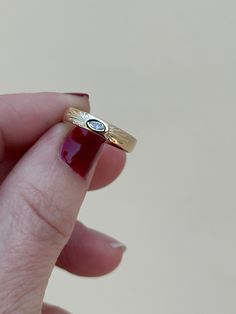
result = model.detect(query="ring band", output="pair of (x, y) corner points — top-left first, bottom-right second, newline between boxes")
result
(63, 107), (137, 153)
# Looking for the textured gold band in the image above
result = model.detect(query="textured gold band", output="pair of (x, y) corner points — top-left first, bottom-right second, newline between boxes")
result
(63, 107), (137, 153)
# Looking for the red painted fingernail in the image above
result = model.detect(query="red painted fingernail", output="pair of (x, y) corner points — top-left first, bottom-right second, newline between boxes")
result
(65, 92), (89, 98)
(60, 126), (105, 178)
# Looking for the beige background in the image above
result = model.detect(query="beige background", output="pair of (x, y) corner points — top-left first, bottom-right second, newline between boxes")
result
(1, 0), (236, 313)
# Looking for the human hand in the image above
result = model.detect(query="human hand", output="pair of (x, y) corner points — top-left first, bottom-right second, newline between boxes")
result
(0, 93), (126, 313)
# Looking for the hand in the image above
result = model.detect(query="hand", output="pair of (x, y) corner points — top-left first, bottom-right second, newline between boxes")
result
(0, 93), (126, 313)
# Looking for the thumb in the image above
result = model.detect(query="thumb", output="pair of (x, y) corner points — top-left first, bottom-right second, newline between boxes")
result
(0, 123), (104, 312)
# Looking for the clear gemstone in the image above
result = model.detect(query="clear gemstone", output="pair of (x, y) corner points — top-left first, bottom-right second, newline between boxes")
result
(86, 119), (106, 132)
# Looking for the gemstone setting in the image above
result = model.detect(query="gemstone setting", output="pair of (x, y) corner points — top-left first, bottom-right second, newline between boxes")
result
(86, 119), (106, 133)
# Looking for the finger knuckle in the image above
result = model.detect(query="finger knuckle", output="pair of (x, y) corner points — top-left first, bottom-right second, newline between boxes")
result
(17, 182), (73, 242)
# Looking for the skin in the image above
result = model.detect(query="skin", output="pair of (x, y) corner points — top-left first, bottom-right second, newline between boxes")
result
(0, 93), (127, 313)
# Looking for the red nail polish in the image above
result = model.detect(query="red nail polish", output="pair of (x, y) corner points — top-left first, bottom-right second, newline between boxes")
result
(65, 92), (89, 98)
(61, 126), (104, 178)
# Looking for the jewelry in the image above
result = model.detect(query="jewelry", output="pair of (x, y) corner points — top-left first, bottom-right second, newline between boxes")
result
(63, 107), (137, 153)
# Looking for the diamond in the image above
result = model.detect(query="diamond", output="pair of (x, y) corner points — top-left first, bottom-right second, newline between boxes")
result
(86, 119), (106, 133)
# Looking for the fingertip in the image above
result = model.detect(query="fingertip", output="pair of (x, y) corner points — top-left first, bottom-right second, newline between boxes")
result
(62, 92), (90, 112)
(42, 303), (72, 314)
(57, 222), (126, 277)
(89, 144), (126, 190)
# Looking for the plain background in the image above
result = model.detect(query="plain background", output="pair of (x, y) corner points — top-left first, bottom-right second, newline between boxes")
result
(0, 0), (236, 313)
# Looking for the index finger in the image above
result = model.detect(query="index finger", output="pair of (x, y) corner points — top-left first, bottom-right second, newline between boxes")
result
(0, 92), (89, 160)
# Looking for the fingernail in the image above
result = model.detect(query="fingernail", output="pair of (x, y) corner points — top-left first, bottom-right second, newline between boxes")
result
(65, 92), (89, 98)
(110, 241), (127, 252)
(60, 126), (105, 178)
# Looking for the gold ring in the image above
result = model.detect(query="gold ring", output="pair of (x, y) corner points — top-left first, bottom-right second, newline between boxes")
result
(63, 107), (137, 153)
